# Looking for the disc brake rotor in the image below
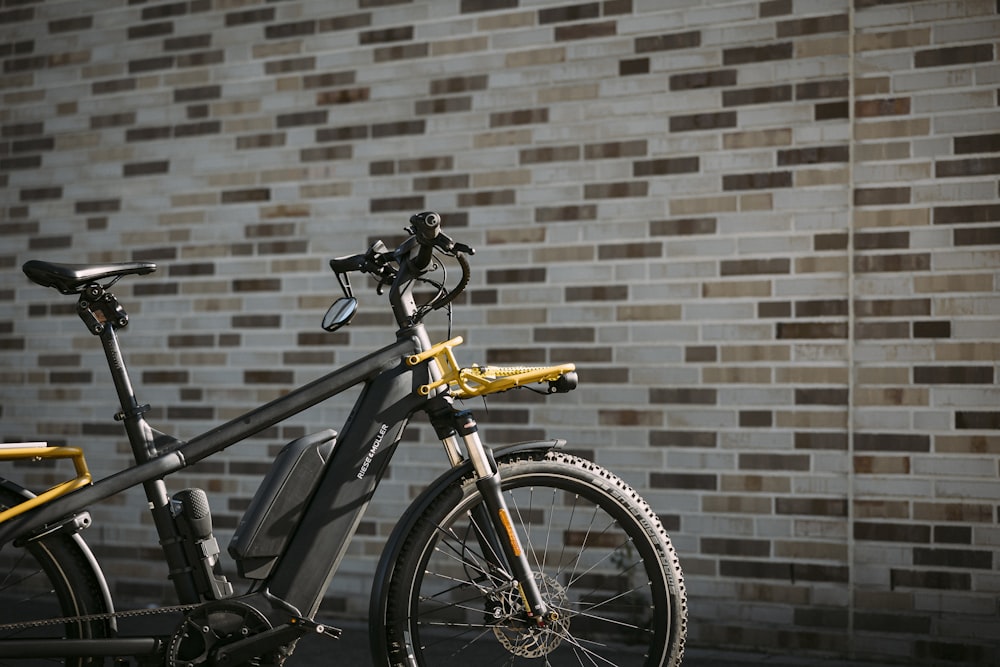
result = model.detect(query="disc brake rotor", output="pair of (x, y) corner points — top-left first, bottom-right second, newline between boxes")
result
(491, 573), (571, 658)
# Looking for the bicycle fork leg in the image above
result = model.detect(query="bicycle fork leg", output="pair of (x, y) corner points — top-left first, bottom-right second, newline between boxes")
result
(453, 410), (554, 625)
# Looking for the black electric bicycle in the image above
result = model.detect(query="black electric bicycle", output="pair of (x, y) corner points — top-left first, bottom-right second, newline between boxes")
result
(0, 212), (686, 666)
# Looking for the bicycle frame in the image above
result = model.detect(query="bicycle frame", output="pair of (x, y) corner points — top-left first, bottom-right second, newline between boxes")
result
(0, 315), (433, 612)
(0, 221), (569, 662)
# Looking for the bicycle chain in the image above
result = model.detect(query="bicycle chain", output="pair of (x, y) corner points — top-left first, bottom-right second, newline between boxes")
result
(0, 602), (199, 633)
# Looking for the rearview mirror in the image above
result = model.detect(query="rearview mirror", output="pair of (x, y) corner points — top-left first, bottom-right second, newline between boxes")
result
(322, 297), (358, 332)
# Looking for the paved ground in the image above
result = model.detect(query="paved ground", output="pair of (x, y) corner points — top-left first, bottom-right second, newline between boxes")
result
(284, 619), (905, 666)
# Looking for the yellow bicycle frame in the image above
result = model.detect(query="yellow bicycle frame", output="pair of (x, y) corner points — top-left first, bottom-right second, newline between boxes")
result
(0, 443), (92, 523)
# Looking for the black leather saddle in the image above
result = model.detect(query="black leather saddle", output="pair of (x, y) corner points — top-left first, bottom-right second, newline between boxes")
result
(23, 260), (157, 294)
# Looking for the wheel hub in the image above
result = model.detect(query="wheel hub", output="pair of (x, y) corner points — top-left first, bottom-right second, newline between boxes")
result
(490, 573), (571, 657)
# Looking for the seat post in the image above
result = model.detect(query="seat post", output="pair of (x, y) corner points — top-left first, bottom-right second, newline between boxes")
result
(78, 285), (155, 463)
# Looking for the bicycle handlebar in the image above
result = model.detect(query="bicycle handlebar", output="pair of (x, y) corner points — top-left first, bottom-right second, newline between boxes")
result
(329, 211), (473, 327)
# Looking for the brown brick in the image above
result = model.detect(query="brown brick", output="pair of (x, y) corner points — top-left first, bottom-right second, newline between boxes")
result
(815, 101), (849, 120)
(723, 171), (792, 190)
(670, 68), (737, 91)
(490, 108), (548, 127)
(276, 110), (328, 128)
(703, 537), (770, 557)
(776, 497), (847, 517)
(599, 242), (661, 260)
(724, 42), (793, 65)
(619, 57), (649, 76)
(617, 304), (681, 320)
(486, 268), (546, 284)
(565, 285), (627, 301)
(413, 174), (469, 191)
(536, 204), (597, 222)
(954, 132), (1000, 154)
(777, 13), (848, 37)
(585, 139), (647, 159)
(720, 560), (792, 581)
(360, 25), (413, 44)
(458, 189), (515, 207)
(914, 547), (992, 570)
(739, 410), (772, 427)
(795, 299), (848, 317)
(933, 204), (1000, 224)
(555, 20), (616, 41)
(796, 388), (848, 405)
(233, 278), (280, 293)
(936, 157), (1000, 178)
(584, 181), (648, 198)
(123, 160), (169, 177)
(890, 569), (970, 591)
(855, 522), (930, 543)
(760, 0), (792, 16)
(520, 145), (581, 163)
(721, 258), (790, 276)
(650, 472), (716, 490)
(723, 84), (792, 107)
(777, 322), (849, 339)
(635, 30), (701, 53)
(266, 57), (317, 75)
(372, 120), (426, 137)
(913, 320), (951, 338)
(857, 298), (929, 318)
(856, 97), (910, 117)
(651, 388), (717, 404)
(651, 217), (717, 236)
(778, 145), (849, 165)
(539, 3), (600, 24)
(430, 74), (488, 95)
(915, 44), (993, 68)
(854, 253), (930, 273)
(914, 366), (993, 385)
(266, 19), (317, 40)
(670, 111), (737, 132)
(165, 34), (211, 51)
(740, 453), (810, 471)
(855, 433), (930, 453)
(128, 22), (172, 39)
(221, 188), (269, 204)
(318, 12), (372, 32)
(956, 412), (1000, 429)
(634, 156), (699, 176)
(795, 432), (847, 450)
(370, 195), (424, 212)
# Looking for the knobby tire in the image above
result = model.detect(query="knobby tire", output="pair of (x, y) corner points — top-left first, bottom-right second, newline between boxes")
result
(377, 452), (687, 667)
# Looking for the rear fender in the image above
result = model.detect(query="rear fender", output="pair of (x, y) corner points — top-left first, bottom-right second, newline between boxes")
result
(0, 478), (116, 629)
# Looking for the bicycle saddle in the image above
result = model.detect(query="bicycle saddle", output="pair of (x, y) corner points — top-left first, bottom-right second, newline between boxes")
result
(23, 260), (157, 294)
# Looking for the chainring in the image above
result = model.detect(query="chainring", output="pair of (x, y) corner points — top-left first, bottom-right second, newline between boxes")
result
(167, 600), (272, 667)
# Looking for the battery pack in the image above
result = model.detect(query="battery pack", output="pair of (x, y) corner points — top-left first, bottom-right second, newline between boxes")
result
(228, 429), (336, 579)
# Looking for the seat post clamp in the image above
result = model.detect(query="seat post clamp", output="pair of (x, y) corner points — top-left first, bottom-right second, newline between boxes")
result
(77, 285), (129, 335)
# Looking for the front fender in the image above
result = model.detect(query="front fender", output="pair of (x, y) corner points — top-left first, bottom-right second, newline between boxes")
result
(367, 438), (564, 662)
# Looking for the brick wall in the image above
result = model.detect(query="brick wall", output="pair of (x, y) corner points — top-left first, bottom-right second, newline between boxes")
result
(1, 0), (998, 663)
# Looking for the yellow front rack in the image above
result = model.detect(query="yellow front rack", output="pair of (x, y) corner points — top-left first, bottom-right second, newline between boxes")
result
(407, 337), (576, 399)
(0, 443), (92, 524)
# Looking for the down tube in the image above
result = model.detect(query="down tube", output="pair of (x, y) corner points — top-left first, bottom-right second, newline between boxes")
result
(264, 352), (431, 617)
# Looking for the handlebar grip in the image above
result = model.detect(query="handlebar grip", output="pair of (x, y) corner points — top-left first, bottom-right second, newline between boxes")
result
(410, 211), (441, 244)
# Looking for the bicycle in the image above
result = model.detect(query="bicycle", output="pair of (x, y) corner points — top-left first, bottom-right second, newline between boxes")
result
(0, 211), (687, 667)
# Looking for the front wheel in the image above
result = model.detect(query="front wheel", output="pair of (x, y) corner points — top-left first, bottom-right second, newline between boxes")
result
(378, 452), (687, 666)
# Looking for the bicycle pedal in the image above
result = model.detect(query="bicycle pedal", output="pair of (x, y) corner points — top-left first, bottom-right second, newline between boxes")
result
(290, 616), (342, 639)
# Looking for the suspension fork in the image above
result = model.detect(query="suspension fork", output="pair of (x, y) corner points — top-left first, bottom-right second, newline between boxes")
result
(428, 397), (553, 625)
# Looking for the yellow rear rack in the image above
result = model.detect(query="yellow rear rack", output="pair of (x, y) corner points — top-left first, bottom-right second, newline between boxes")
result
(407, 337), (576, 399)
(0, 443), (92, 524)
